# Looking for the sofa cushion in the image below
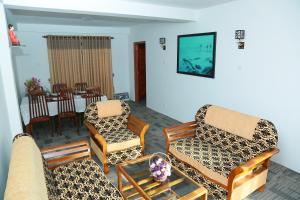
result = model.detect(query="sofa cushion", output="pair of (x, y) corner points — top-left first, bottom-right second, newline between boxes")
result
(5, 134), (48, 200)
(53, 159), (123, 200)
(204, 105), (260, 140)
(170, 137), (243, 186)
(96, 100), (123, 118)
(85, 101), (130, 133)
(99, 129), (140, 153)
(195, 105), (278, 161)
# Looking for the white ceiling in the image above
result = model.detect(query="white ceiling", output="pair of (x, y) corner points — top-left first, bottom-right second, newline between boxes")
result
(119, 0), (238, 9)
(7, 0), (239, 27)
(9, 9), (160, 27)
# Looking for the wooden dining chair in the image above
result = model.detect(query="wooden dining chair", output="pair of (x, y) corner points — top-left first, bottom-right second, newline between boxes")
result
(52, 83), (67, 94)
(27, 93), (53, 136)
(86, 86), (101, 96)
(75, 82), (87, 93)
(57, 88), (79, 135)
(85, 93), (102, 107)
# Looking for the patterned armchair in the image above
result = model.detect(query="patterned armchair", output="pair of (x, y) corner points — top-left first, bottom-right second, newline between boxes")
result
(84, 100), (150, 173)
(163, 105), (279, 200)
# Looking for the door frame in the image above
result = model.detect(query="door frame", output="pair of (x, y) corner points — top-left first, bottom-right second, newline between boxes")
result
(134, 41), (146, 102)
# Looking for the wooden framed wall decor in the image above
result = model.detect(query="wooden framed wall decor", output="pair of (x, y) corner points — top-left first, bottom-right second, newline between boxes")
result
(177, 32), (217, 78)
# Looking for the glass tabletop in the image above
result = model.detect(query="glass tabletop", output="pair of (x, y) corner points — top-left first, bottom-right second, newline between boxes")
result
(119, 155), (203, 200)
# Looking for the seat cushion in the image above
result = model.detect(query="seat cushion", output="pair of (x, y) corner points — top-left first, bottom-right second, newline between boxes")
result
(169, 137), (244, 186)
(53, 159), (123, 200)
(101, 129), (140, 153)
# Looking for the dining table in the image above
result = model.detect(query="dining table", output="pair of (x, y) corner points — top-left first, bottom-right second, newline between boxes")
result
(20, 94), (107, 126)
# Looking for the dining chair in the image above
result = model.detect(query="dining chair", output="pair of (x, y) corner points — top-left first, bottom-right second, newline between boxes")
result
(86, 86), (101, 96)
(27, 93), (53, 136)
(75, 82), (88, 93)
(85, 93), (102, 107)
(52, 83), (67, 94)
(57, 88), (79, 135)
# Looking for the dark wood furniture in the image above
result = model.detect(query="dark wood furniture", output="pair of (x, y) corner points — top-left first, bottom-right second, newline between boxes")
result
(57, 88), (79, 135)
(27, 93), (53, 136)
(117, 155), (208, 200)
(86, 86), (101, 95)
(52, 83), (67, 94)
(74, 82), (87, 94)
(84, 93), (101, 106)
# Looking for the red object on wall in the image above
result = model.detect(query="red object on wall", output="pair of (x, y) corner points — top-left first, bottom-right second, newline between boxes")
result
(9, 30), (20, 46)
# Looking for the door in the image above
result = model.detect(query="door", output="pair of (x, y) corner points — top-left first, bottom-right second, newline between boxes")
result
(134, 42), (146, 102)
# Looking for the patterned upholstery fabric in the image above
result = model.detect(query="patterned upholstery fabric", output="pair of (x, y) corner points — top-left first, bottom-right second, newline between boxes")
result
(195, 105), (278, 162)
(84, 101), (130, 133)
(50, 159), (123, 200)
(43, 159), (58, 200)
(169, 154), (227, 200)
(107, 146), (143, 165)
(170, 137), (243, 179)
(101, 129), (139, 145)
(85, 100), (143, 166)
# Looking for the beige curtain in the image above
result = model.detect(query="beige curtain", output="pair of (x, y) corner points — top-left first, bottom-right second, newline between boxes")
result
(47, 36), (114, 99)
(81, 36), (114, 99)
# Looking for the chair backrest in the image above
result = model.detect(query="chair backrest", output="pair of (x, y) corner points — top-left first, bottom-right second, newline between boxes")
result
(75, 82), (87, 92)
(5, 134), (48, 200)
(85, 93), (101, 106)
(58, 88), (76, 114)
(84, 100), (130, 133)
(195, 105), (278, 161)
(87, 86), (101, 95)
(28, 93), (50, 120)
(52, 83), (67, 93)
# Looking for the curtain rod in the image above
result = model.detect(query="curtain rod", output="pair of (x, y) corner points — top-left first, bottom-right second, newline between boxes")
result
(42, 35), (114, 39)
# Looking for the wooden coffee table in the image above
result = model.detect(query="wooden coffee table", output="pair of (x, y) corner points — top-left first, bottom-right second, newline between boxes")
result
(117, 154), (208, 200)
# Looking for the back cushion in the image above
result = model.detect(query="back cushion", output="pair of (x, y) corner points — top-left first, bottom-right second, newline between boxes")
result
(85, 100), (130, 133)
(195, 105), (278, 161)
(5, 134), (48, 200)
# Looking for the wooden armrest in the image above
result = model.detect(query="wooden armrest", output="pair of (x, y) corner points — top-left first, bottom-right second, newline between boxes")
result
(228, 148), (279, 188)
(127, 114), (150, 151)
(41, 140), (91, 169)
(84, 121), (107, 151)
(163, 121), (197, 151)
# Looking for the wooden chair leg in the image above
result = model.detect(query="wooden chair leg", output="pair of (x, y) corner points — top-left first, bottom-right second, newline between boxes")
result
(48, 119), (54, 137)
(58, 117), (62, 135)
(74, 116), (79, 135)
(103, 163), (110, 174)
(258, 184), (266, 192)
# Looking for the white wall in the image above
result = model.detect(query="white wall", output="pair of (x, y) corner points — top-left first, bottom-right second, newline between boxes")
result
(13, 23), (131, 98)
(0, 1), (23, 198)
(130, 0), (300, 173)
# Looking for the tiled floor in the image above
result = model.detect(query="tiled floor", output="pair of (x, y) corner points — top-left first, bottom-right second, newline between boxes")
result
(32, 101), (300, 200)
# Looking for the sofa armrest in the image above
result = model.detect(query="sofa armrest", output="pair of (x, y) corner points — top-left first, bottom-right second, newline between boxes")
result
(163, 121), (197, 152)
(228, 148), (279, 189)
(84, 121), (107, 152)
(127, 114), (150, 151)
(41, 140), (91, 169)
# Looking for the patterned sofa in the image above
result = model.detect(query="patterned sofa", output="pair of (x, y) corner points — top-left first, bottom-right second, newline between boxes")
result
(84, 100), (149, 173)
(163, 105), (279, 200)
(4, 134), (123, 200)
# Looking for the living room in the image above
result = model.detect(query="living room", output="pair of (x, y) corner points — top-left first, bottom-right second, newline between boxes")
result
(0, 0), (299, 199)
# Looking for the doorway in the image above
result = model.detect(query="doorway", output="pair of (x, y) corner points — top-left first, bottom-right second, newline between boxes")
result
(134, 41), (146, 103)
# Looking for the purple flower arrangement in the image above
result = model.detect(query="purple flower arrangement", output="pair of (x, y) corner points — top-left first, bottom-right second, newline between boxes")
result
(149, 154), (171, 182)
